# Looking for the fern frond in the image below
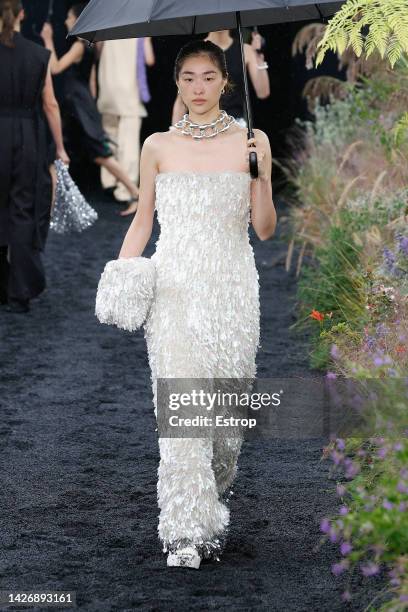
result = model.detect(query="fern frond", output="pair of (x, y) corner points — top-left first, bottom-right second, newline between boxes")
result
(316, 0), (408, 69)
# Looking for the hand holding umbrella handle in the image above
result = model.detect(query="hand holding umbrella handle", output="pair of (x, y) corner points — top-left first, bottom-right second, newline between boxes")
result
(248, 129), (259, 179)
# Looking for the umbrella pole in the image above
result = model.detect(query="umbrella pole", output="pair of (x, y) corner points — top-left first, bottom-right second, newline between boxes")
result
(236, 11), (258, 179)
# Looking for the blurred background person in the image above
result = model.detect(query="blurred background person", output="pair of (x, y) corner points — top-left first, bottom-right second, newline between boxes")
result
(0, 0), (69, 314)
(172, 29), (270, 127)
(96, 37), (155, 216)
(40, 3), (140, 213)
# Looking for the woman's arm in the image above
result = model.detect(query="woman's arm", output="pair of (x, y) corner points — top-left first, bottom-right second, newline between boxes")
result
(89, 63), (97, 98)
(94, 41), (104, 60)
(144, 37), (155, 66)
(244, 43), (270, 100)
(249, 129), (276, 241)
(40, 23), (84, 75)
(118, 134), (159, 258)
(42, 62), (70, 164)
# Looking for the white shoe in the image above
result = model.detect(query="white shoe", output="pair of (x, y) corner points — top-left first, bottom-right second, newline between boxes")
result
(167, 545), (201, 569)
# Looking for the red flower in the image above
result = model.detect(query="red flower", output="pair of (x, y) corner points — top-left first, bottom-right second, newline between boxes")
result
(310, 309), (325, 322)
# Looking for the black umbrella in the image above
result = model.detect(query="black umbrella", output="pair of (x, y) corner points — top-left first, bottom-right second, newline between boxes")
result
(70, 0), (345, 178)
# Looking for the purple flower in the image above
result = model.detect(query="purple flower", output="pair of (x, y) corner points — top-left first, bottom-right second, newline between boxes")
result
(400, 595), (408, 603)
(377, 447), (388, 459)
(331, 450), (343, 465)
(336, 438), (345, 450)
(326, 371), (337, 379)
(396, 234), (408, 256)
(320, 518), (331, 533)
(383, 247), (396, 271)
(373, 356), (384, 366)
(397, 481), (408, 494)
(398, 502), (407, 512)
(330, 344), (340, 359)
(365, 336), (376, 350)
(345, 462), (360, 479)
(376, 323), (388, 335)
(339, 505), (349, 515)
(382, 499), (393, 510)
(340, 541), (353, 555)
(361, 562), (379, 576)
(336, 484), (346, 496)
(329, 528), (338, 543)
(332, 560), (349, 575)
(382, 247), (401, 275)
(393, 442), (403, 451)
(341, 590), (352, 602)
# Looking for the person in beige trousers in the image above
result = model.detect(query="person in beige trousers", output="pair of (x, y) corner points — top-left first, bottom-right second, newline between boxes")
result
(97, 38), (155, 215)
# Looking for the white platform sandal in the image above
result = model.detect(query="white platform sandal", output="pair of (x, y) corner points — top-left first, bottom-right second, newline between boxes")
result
(167, 545), (201, 569)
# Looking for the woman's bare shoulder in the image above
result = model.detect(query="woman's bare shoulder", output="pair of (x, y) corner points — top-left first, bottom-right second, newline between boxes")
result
(143, 130), (175, 149)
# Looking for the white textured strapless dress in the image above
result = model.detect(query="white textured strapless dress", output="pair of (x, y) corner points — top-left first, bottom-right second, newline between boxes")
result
(143, 171), (261, 560)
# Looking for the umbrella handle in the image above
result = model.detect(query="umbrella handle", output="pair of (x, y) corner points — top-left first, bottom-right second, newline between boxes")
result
(249, 151), (258, 179)
(248, 130), (259, 179)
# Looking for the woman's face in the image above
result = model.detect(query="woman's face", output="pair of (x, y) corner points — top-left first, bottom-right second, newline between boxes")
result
(176, 54), (227, 115)
(65, 10), (76, 32)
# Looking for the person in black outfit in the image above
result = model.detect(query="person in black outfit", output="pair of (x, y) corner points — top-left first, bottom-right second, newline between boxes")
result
(172, 29), (270, 126)
(40, 3), (140, 210)
(0, 0), (69, 314)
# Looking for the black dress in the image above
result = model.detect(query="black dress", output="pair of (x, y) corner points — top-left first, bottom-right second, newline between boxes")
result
(0, 31), (52, 303)
(220, 37), (246, 122)
(62, 41), (112, 161)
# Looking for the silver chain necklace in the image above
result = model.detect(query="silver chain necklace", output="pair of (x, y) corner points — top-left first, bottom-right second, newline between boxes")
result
(171, 110), (236, 140)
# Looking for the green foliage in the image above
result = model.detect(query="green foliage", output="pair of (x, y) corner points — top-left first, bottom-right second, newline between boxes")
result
(294, 211), (369, 368)
(316, 0), (408, 69)
(392, 111), (408, 146)
(323, 437), (408, 609)
(297, 211), (367, 325)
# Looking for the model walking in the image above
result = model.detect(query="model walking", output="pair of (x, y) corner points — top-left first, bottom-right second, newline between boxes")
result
(40, 4), (139, 210)
(118, 40), (276, 568)
(0, 0), (69, 313)
(97, 37), (155, 215)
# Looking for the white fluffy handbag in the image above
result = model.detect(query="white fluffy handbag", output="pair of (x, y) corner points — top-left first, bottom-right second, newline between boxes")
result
(95, 256), (156, 332)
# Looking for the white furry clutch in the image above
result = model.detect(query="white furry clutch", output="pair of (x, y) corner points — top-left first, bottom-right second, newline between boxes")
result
(95, 256), (156, 331)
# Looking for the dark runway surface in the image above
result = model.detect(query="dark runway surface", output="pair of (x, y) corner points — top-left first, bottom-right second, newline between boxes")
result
(0, 194), (385, 611)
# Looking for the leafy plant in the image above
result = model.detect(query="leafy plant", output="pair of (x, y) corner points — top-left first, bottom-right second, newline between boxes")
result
(316, 0), (408, 69)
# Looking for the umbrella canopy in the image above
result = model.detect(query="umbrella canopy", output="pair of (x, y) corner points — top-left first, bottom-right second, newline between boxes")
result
(70, 0), (343, 42)
(69, 0), (345, 178)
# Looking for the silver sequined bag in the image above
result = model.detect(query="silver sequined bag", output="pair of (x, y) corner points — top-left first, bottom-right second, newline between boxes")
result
(50, 159), (98, 234)
(95, 257), (156, 332)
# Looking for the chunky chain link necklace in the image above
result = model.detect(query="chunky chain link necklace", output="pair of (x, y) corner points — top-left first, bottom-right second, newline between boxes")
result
(171, 110), (236, 139)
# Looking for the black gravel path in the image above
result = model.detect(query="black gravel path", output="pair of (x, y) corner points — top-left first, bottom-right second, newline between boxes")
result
(0, 193), (386, 611)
